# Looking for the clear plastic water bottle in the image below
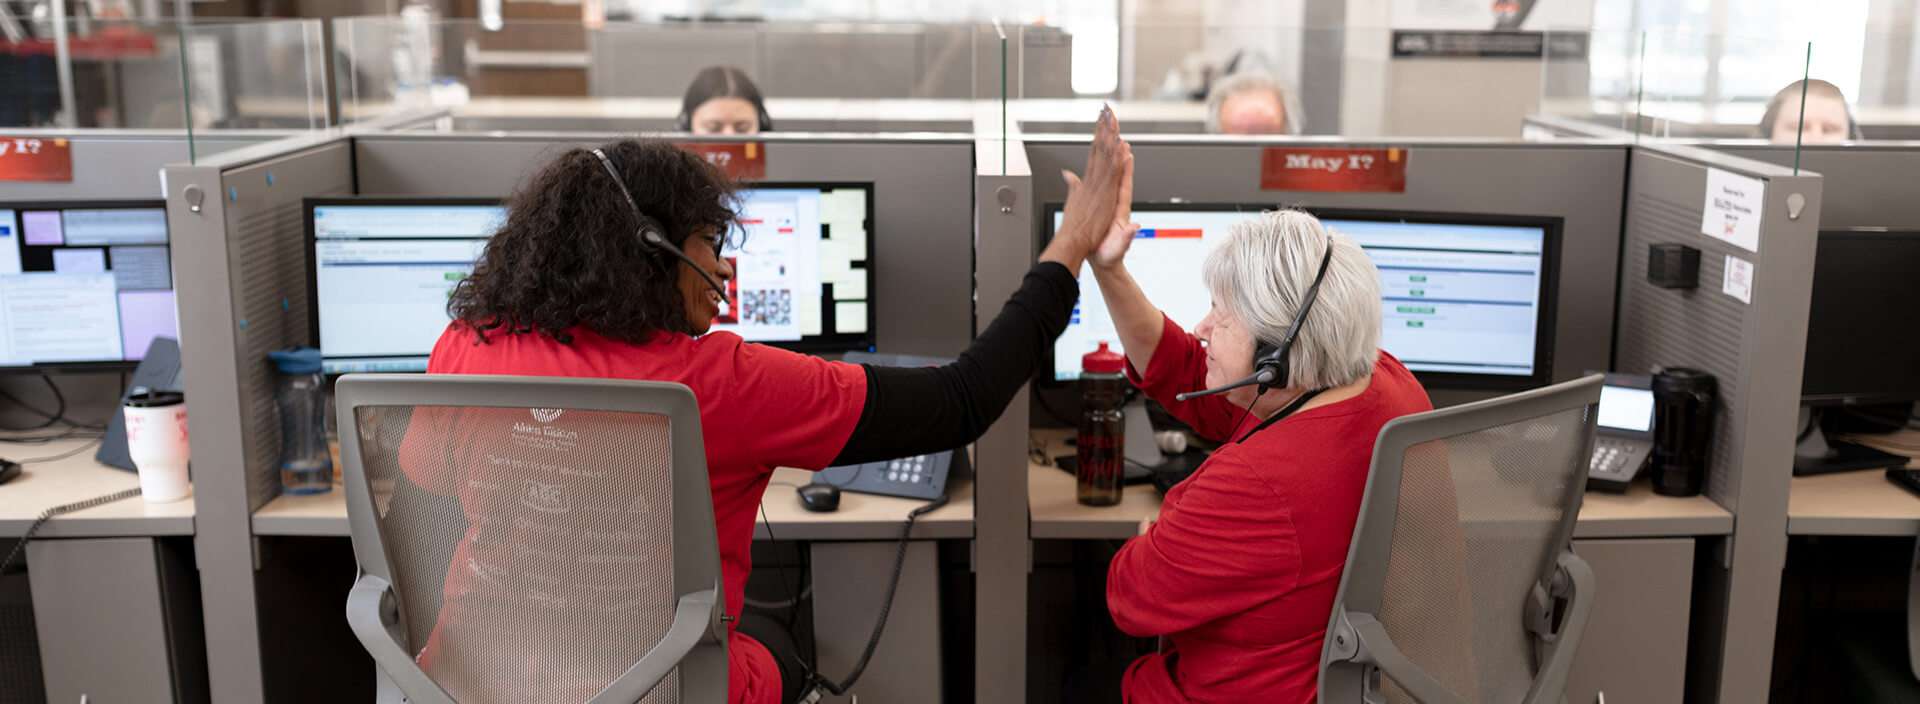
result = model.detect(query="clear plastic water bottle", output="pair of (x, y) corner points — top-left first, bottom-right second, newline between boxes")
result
(1077, 342), (1127, 506)
(269, 348), (332, 495)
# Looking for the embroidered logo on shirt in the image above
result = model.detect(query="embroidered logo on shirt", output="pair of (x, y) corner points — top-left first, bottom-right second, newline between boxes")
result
(530, 408), (565, 423)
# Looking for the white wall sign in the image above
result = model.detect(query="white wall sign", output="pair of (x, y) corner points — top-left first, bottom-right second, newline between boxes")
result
(1701, 168), (1765, 253)
(1722, 254), (1754, 304)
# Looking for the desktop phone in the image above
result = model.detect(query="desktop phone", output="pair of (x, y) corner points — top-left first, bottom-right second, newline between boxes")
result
(811, 352), (959, 502)
(1588, 373), (1656, 493)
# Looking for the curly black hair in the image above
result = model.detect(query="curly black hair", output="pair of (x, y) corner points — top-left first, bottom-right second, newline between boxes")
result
(448, 139), (739, 344)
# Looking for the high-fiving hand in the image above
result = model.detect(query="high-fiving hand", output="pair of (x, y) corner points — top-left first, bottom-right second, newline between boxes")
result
(1043, 106), (1133, 274)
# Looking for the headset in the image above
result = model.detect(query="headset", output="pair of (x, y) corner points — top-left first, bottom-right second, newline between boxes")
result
(1176, 232), (1337, 403)
(588, 148), (733, 305)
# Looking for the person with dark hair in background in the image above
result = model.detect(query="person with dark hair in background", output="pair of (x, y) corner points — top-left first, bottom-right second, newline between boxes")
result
(403, 113), (1132, 704)
(679, 65), (773, 135)
(1760, 79), (1860, 144)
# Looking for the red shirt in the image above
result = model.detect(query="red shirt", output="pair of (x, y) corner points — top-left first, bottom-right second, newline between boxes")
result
(1108, 316), (1431, 704)
(414, 323), (867, 704)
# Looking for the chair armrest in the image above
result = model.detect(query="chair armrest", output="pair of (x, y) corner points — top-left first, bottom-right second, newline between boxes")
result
(1347, 613), (1470, 704)
(593, 585), (723, 703)
(346, 574), (456, 704)
(1525, 550), (1597, 704)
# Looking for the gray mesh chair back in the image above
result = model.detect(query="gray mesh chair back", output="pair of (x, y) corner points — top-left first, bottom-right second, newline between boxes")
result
(338, 374), (727, 704)
(1321, 374), (1602, 704)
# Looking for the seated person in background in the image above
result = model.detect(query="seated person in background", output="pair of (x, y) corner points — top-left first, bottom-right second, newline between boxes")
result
(680, 65), (774, 135)
(1205, 71), (1304, 135)
(407, 112), (1131, 704)
(1092, 206), (1432, 702)
(1760, 79), (1858, 144)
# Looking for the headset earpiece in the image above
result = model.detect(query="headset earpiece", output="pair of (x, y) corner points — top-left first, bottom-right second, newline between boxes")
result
(588, 147), (732, 305)
(1251, 340), (1286, 392)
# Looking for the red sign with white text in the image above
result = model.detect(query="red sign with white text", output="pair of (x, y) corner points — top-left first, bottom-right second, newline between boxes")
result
(680, 142), (766, 180)
(1261, 147), (1407, 193)
(0, 137), (73, 182)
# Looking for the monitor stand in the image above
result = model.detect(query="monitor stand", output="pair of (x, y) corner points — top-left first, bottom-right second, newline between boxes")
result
(1793, 407), (1909, 476)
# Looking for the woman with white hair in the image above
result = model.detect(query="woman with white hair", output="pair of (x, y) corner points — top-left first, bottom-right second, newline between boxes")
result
(1093, 204), (1432, 702)
(1206, 71), (1305, 135)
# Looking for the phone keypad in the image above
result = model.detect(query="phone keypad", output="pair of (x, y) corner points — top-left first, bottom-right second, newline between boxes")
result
(886, 455), (933, 484)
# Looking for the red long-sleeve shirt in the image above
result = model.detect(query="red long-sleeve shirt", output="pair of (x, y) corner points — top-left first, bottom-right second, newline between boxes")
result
(1109, 315), (1431, 703)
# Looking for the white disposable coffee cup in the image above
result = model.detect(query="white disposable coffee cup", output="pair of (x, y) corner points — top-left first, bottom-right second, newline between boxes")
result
(124, 391), (191, 503)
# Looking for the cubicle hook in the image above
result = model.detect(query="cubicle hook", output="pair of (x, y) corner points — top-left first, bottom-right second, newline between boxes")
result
(995, 186), (1017, 214)
(1786, 193), (1806, 221)
(182, 185), (205, 214)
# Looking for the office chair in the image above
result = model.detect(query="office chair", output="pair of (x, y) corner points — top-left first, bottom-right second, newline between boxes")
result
(338, 374), (727, 703)
(1320, 374), (1602, 704)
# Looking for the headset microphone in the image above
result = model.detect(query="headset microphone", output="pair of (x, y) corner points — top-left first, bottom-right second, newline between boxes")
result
(1175, 367), (1277, 402)
(589, 148), (732, 305)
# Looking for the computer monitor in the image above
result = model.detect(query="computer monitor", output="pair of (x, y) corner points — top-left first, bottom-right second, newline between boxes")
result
(1801, 229), (1920, 405)
(1047, 205), (1560, 391)
(0, 201), (178, 370)
(307, 184), (875, 374)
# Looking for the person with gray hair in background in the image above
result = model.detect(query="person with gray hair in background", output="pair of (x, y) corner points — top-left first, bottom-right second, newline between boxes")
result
(1205, 71), (1306, 135)
(1091, 200), (1432, 700)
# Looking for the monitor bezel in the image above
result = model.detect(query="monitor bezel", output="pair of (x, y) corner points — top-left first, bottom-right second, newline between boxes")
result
(304, 184), (878, 373)
(1800, 228), (1920, 407)
(0, 199), (172, 374)
(1039, 202), (1563, 393)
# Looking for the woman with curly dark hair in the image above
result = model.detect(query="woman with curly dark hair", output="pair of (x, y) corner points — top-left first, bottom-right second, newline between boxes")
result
(406, 114), (1131, 704)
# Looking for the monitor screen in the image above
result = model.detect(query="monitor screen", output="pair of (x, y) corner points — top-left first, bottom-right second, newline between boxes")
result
(0, 202), (178, 369)
(1049, 206), (1557, 389)
(710, 185), (875, 351)
(308, 184), (874, 374)
(1597, 384), (1655, 432)
(1802, 230), (1920, 404)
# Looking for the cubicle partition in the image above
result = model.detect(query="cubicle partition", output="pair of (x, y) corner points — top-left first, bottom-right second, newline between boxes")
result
(1707, 143), (1920, 229)
(1613, 144), (1822, 703)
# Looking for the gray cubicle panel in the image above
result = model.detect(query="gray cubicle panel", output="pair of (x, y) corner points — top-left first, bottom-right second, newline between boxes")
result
(1023, 136), (1627, 405)
(165, 132), (355, 702)
(1614, 144), (1821, 703)
(1707, 143), (1920, 229)
(351, 133), (976, 356)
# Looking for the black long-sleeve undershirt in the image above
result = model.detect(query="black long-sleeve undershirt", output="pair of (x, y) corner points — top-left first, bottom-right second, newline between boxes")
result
(829, 262), (1077, 465)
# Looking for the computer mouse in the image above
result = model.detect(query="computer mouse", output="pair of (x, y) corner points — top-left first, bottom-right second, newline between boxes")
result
(797, 483), (841, 513)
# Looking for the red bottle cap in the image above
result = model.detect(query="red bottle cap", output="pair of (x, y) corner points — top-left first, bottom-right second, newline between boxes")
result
(1082, 342), (1126, 375)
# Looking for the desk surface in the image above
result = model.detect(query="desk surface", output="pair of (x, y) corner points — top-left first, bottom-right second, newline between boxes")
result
(1027, 431), (1734, 541)
(0, 438), (195, 538)
(253, 468), (973, 541)
(1788, 470), (1920, 536)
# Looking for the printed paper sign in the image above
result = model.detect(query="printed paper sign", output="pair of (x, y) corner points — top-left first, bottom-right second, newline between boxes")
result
(1262, 147), (1408, 193)
(1702, 168), (1764, 253)
(1722, 254), (1754, 304)
(680, 142), (766, 180)
(0, 137), (72, 182)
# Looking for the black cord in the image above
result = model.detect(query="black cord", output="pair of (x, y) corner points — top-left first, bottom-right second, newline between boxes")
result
(0, 375), (65, 432)
(14, 438), (105, 465)
(0, 374), (108, 432)
(0, 480), (139, 577)
(804, 493), (951, 699)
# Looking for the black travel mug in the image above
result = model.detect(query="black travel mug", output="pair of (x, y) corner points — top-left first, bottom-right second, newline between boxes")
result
(1649, 368), (1718, 497)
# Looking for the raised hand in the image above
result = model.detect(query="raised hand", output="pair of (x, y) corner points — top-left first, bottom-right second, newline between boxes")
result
(1089, 153), (1138, 271)
(1045, 106), (1132, 272)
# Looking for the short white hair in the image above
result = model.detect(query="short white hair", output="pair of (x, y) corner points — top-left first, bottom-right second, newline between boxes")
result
(1205, 71), (1305, 135)
(1202, 210), (1380, 389)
